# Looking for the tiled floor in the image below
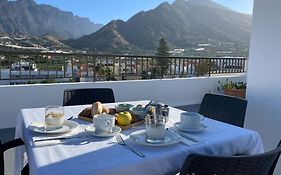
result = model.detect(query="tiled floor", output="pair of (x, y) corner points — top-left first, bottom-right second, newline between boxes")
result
(4, 149), (14, 175)
(0, 104), (200, 175)
(1, 128), (16, 175)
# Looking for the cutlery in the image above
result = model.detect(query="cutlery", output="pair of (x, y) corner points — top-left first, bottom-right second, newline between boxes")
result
(33, 136), (85, 143)
(67, 116), (74, 120)
(166, 128), (199, 144)
(144, 101), (153, 108)
(84, 128), (98, 138)
(115, 134), (145, 158)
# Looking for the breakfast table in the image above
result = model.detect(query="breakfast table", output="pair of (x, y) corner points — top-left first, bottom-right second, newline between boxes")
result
(14, 100), (264, 175)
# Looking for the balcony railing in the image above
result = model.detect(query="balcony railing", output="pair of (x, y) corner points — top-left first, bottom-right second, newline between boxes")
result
(0, 50), (247, 84)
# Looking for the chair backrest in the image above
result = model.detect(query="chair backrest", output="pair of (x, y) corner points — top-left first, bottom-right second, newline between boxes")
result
(0, 138), (29, 175)
(63, 88), (115, 106)
(268, 140), (281, 175)
(199, 93), (247, 127)
(180, 140), (281, 175)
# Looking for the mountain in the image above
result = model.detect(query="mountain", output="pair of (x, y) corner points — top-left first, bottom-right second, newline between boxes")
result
(66, 0), (251, 54)
(67, 20), (136, 53)
(0, 0), (103, 39)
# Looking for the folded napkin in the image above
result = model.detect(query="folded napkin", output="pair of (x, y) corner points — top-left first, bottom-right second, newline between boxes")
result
(179, 136), (199, 146)
(176, 131), (202, 146)
(32, 125), (90, 147)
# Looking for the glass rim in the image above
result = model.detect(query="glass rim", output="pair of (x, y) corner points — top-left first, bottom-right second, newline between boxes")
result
(45, 105), (63, 108)
(145, 115), (166, 120)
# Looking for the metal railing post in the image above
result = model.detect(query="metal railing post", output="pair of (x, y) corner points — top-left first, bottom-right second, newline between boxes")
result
(208, 59), (211, 77)
(93, 55), (96, 82)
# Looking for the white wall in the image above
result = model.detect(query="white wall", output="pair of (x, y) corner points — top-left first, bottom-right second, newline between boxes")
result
(0, 75), (245, 129)
(245, 0), (281, 174)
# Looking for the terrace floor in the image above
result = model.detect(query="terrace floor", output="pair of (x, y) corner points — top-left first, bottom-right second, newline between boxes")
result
(0, 104), (200, 175)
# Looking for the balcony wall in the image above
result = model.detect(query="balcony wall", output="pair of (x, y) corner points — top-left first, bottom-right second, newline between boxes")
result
(0, 74), (246, 129)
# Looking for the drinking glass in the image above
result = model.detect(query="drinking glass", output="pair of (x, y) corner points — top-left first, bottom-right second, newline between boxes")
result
(45, 105), (64, 130)
(145, 115), (166, 144)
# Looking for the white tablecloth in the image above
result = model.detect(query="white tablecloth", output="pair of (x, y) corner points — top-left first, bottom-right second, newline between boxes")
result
(15, 101), (264, 175)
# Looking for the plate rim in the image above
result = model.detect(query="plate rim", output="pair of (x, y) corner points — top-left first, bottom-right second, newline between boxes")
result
(85, 125), (121, 137)
(28, 120), (79, 134)
(174, 122), (206, 133)
(129, 129), (181, 146)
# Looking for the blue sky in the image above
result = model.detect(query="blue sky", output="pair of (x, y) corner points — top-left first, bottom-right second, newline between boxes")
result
(35, 0), (253, 25)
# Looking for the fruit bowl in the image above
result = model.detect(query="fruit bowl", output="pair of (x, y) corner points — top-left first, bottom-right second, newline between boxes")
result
(115, 103), (134, 112)
(129, 106), (149, 120)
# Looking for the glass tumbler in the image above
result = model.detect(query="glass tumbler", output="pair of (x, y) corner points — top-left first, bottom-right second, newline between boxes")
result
(145, 115), (166, 144)
(45, 105), (64, 130)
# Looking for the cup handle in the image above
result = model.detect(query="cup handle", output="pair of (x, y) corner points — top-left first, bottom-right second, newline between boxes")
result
(106, 120), (111, 126)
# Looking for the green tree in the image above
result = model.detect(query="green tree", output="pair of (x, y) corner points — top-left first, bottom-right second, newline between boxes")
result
(101, 67), (117, 81)
(195, 60), (212, 76)
(155, 38), (170, 78)
(156, 38), (170, 57)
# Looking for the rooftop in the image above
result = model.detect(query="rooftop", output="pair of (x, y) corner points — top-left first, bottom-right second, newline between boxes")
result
(1, 0), (281, 174)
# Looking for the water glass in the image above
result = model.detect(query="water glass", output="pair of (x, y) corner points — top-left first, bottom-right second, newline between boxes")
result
(145, 115), (166, 144)
(45, 105), (64, 130)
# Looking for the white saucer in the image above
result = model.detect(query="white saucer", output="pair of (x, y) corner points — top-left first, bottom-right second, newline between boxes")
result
(129, 130), (181, 146)
(85, 125), (121, 138)
(174, 122), (207, 133)
(28, 120), (79, 134)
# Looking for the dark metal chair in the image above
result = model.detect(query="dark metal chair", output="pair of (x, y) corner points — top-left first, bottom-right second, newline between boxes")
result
(268, 140), (281, 175)
(199, 93), (247, 127)
(179, 140), (281, 175)
(63, 88), (115, 106)
(0, 138), (29, 175)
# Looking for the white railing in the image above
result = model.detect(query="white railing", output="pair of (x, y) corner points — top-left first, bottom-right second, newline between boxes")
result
(0, 74), (246, 129)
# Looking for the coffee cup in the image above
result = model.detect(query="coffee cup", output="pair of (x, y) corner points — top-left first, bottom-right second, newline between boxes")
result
(93, 114), (115, 134)
(180, 112), (204, 129)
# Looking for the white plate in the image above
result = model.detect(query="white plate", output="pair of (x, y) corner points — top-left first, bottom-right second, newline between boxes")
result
(129, 130), (181, 146)
(28, 120), (79, 134)
(85, 125), (121, 138)
(174, 122), (207, 133)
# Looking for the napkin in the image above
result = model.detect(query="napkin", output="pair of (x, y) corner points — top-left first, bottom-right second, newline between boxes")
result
(32, 125), (90, 147)
(176, 131), (201, 146)
(179, 136), (199, 146)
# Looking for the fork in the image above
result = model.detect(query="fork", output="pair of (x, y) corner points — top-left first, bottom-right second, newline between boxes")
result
(115, 134), (145, 158)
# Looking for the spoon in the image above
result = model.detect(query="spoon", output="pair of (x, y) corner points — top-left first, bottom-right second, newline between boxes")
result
(144, 101), (153, 109)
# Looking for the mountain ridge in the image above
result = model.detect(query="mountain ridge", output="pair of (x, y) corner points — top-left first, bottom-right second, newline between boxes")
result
(66, 0), (251, 54)
(0, 0), (103, 39)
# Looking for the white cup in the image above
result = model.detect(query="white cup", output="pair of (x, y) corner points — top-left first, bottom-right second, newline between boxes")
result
(180, 112), (204, 129)
(93, 114), (115, 134)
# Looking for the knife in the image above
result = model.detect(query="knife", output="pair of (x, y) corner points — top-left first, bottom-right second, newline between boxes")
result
(33, 136), (85, 142)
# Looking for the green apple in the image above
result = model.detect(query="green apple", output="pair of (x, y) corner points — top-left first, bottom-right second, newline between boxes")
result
(117, 111), (132, 126)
